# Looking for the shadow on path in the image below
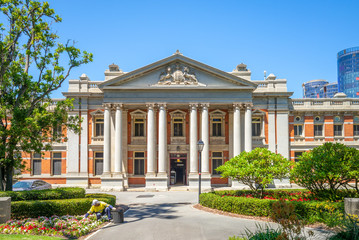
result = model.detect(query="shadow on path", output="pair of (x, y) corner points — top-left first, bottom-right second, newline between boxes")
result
(106, 202), (191, 226)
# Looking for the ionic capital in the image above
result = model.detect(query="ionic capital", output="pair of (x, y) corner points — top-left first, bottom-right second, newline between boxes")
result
(189, 103), (198, 110)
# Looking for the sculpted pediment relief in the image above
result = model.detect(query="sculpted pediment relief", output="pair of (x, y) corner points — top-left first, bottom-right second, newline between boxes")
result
(157, 63), (201, 86)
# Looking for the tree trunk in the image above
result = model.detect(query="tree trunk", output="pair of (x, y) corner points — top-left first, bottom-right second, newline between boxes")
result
(5, 167), (12, 191)
(0, 167), (4, 191)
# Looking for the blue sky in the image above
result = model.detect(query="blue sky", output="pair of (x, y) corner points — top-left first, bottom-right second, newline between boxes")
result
(49, 0), (359, 99)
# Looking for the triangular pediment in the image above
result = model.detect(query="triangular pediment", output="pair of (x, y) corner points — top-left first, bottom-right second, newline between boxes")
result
(98, 53), (257, 90)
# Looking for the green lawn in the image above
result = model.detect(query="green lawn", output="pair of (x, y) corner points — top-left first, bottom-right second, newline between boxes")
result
(0, 235), (63, 239)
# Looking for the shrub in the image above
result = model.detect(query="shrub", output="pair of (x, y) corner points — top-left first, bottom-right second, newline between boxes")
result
(0, 187), (85, 201)
(11, 193), (116, 219)
(216, 148), (292, 197)
(291, 142), (359, 200)
(200, 191), (344, 226)
(329, 215), (359, 240)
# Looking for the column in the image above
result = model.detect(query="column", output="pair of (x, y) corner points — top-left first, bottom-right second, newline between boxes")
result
(233, 104), (241, 156)
(103, 105), (111, 175)
(67, 112), (79, 174)
(244, 104), (252, 152)
(276, 111), (289, 159)
(201, 104), (209, 173)
(190, 104), (198, 173)
(268, 111), (276, 152)
(147, 104), (155, 174)
(114, 104), (123, 173)
(158, 104), (167, 174)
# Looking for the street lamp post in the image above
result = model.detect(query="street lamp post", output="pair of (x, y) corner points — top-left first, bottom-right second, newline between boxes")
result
(197, 140), (204, 204)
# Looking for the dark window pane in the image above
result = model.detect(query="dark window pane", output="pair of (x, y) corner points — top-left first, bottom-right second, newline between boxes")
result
(96, 123), (104, 137)
(212, 159), (223, 174)
(212, 152), (222, 157)
(135, 152), (144, 158)
(53, 153), (61, 159)
(294, 152), (304, 162)
(294, 125), (303, 136)
(135, 123), (144, 136)
(314, 125), (323, 136)
(53, 160), (62, 175)
(134, 159), (145, 175)
(354, 125), (359, 136)
(33, 153), (41, 159)
(334, 125), (342, 136)
(174, 123), (183, 136)
(95, 152), (103, 158)
(252, 123), (261, 136)
(212, 123), (221, 136)
(95, 160), (103, 175)
(33, 160), (42, 175)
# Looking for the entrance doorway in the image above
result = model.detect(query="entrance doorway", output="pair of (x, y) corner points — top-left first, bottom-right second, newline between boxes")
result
(170, 153), (187, 185)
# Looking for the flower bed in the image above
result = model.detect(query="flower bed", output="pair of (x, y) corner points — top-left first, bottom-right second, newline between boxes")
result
(0, 215), (107, 238)
(200, 190), (344, 226)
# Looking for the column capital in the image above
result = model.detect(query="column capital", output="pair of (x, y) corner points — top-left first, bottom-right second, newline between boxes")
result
(146, 103), (157, 110)
(157, 103), (167, 110)
(233, 103), (245, 110)
(189, 103), (198, 110)
(103, 103), (112, 110)
(114, 103), (124, 110)
(200, 103), (210, 110)
(245, 103), (254, 109)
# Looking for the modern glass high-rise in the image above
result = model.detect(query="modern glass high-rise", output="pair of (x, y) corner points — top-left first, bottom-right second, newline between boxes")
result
(338, 47), (359, 98)
(302, 79), (338, 98)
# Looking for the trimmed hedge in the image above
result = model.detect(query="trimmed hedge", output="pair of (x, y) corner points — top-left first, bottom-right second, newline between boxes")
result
(0, 187), (85, 201)
(11, 193), (116, 219)
(200, 191), (344, 225)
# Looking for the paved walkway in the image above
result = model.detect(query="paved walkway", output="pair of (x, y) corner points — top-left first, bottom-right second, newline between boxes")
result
(86, 190), (332, 240)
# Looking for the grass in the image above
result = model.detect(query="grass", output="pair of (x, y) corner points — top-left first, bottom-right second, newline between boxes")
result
(0, 234), (63, 239)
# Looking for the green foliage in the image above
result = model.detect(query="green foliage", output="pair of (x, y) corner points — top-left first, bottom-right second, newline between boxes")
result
(216, 148), (292, 197)
(200, 191), (344, 226)
(329, 215), (359, 240)
(0, 0), (92, 190)
(244, 224), (282, 240)
(11, 193), (116, 219)
(290, 142), (359, 200)
(0, 187), (85, 201)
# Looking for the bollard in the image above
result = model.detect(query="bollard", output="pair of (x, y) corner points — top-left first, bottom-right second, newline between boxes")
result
(111, 208), (124, 223)
(344, 198), (359, 217)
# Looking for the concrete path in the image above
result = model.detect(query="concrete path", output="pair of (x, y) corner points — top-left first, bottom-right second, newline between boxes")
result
(86, 190), (332, 240)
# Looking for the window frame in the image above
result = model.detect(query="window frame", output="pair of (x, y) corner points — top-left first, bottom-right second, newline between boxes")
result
(32, 152), (42, 176)
(134, 118), (145, 137)
(314, 124), (323, 137)
(130, 110), (147, 141)
(51, 152), (62, 176)
(354, 124), (359, 136)
(294, 151), (304, 162)
(334, 124), (343, 137)
(94, 117), (104, 137)
(94, 151), (104, 176)
(212, 152), (223, 175)
(169, 110), (187, 139)
(294, 124), (304, 137)
(252, 117), (261, 137)
(173, 117), (184, 137)
(209, 110), (226, 138)
(133, 151), (145, 176)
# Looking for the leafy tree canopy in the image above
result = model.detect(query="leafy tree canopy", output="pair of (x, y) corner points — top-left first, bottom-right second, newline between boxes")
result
(290, 142), (359, 199)
(0, 0), (93, 190)
(216, 148), (292, 197)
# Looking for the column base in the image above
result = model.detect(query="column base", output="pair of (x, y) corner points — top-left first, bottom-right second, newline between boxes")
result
(66, 173), (89, 188)
(101, 174), (124, 191)
(188, 173), (213, 192)
(145, 173), (169, 191)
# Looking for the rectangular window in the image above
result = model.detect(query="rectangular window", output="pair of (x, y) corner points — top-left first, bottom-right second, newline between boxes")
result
(354, 124), (359, 136)
(314, 125), (323, 136)
(94, 152), (103, 176)
(212, 118), (222, 137)
(252, 117), (261, 137)
(32, 153), (42, 175)
(52, 125), (62, 137)
(294, 152), (304, 162)
(334, 124), (343, 136)
(134, 152), (145, 175)
(212, 152), (223, 175)
(52, 152), (62, 175)
(294, 125), (303, 136)
(173, 118), (183, 137)
(95, 118), (104, 137)
(134, 119), (144, 137)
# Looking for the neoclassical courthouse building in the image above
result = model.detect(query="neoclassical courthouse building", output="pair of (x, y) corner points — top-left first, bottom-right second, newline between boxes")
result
(21, 51), (359, 191)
